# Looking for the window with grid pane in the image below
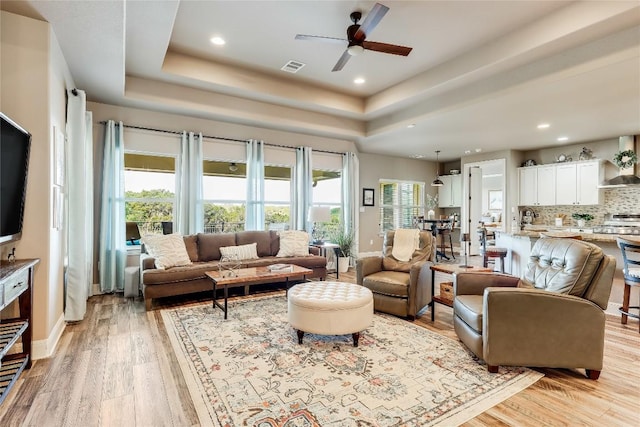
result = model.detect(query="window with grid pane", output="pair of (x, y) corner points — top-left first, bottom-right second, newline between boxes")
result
(379, 180), (424, 232)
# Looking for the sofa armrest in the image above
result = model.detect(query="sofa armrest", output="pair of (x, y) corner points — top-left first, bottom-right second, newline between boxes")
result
(140, 253), (156, 272)
(356, 256), (383, 285)
(455, 272), (518, 296)
(483, 287), (606, 369)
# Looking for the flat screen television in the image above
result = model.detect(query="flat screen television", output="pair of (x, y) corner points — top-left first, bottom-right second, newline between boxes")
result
(0, 112), (32, 245)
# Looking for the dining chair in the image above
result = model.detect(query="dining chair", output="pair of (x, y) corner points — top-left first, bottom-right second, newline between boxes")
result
(617, 237), (640, 332)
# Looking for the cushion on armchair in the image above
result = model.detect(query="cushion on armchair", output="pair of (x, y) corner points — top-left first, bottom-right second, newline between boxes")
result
(382, 230), (435, 272)
(519, 238), (605, 296)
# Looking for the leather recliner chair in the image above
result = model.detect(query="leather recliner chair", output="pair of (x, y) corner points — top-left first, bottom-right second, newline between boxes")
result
(453, 237), (615, 379)
(356, 230), (436, 320)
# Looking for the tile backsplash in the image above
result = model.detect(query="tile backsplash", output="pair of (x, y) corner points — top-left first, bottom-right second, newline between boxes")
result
(521, 187), (640, 226)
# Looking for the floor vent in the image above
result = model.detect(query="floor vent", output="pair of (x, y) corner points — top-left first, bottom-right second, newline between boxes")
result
(281, 60), (305, 73)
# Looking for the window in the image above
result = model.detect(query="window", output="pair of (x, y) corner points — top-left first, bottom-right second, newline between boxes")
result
(379, 180), (425, 232)
(265, 165), (292, 230)
(312, 169), (342, 238)
(203, 160), (247, 233)
(124, 153), (176, 236)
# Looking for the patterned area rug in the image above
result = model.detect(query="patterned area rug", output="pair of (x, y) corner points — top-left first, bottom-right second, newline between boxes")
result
(161, 294), (543, 426)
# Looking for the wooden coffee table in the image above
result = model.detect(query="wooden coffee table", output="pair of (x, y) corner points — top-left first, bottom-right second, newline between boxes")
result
(430, 264), (493, 321)
(205, 265), (313, 319)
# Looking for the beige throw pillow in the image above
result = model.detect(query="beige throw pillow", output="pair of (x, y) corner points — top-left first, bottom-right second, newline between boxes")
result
(276, 230), (310, 257)
(142, 234), (192, 270)
(219, 243), (259, 260)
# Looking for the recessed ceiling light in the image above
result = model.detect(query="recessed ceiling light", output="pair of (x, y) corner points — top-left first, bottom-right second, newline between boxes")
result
(464, 150), (472, 154)
(537, 123), (550, 129)
(354, 77), (365, 85)
(210, 36), (226, 46)
(475, 148), (482, 153)
(407, 123), (416, 128)
(557, 136), (569, 142)
(412, 154), (424, 159)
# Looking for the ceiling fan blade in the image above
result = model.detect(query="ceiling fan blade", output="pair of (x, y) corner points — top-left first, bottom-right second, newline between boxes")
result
(295, 34), (347, 44)
(363, 41), (412, 56)
(332, 49), (351, 72)
(354, 2), (389, 40)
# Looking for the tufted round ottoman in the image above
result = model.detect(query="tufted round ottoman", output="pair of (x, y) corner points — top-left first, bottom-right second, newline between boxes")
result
(288, 282), (373, 347)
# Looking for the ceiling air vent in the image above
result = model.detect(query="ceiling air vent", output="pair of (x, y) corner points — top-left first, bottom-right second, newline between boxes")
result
(281, 60), (305, 73)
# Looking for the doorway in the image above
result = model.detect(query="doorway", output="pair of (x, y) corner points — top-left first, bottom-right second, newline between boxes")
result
(461, 159), (506, 255)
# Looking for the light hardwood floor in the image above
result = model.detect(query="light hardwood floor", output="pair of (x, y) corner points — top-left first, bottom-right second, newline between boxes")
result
(1, 264), (639, 426)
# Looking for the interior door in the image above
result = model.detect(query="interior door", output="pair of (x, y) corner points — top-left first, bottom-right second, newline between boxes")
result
(462, 166), (483, 256)
(468, 167), (483, 255)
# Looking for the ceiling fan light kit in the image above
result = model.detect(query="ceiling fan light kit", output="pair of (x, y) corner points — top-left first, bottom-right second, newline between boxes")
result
(295, 2), (412, 71)
(347, 45), (365, 56)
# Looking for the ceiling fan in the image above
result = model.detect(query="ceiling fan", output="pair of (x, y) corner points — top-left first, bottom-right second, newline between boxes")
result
(295, 2), (412, 72)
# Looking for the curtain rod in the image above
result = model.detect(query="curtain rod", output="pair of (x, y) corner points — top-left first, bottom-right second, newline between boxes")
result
(98, 121), (345, 155)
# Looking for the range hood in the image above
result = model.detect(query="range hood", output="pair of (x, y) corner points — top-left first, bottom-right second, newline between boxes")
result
(599, 136), (640, 188)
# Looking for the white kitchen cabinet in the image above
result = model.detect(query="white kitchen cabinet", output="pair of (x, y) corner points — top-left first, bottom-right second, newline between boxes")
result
(555, 161), (602, 205)
(438, 174), (462, 207)
(518, 165), (555, 206)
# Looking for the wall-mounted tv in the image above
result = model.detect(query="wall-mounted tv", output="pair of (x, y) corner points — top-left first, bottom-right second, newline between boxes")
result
(1, 112), (32, 245)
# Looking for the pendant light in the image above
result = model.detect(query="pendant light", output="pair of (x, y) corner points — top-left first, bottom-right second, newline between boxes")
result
(431, 150), (444, 186)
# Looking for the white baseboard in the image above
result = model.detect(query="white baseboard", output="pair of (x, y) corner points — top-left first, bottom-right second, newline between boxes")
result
(32, 313), (66, 360)
(606, 301), (621, 317)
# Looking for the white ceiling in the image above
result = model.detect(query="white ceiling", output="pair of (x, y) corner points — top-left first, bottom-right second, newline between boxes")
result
(3, 0), (640, 162)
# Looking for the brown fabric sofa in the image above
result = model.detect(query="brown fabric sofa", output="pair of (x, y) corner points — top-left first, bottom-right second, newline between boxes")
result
(141, 230), (327, 310)
(356, 230), (436, 320)
(453, 238), (615, 379)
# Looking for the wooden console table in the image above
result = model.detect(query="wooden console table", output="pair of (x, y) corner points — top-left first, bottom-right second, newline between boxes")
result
(0, 258), (39, 405)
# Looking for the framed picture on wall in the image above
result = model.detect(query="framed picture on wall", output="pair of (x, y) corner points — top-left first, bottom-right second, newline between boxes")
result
(488, 190), (503, 210)
(363, 188), (375, 206)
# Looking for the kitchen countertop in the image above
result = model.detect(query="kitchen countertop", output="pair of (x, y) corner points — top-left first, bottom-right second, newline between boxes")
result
(496, 226), (635, 243)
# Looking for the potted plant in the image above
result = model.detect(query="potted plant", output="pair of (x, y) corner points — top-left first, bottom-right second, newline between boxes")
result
(330, 226), (355, 273)
(572, 213), (594, 227)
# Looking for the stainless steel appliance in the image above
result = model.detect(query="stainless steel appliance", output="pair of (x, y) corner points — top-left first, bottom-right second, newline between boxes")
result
(593, 214), (640, 235)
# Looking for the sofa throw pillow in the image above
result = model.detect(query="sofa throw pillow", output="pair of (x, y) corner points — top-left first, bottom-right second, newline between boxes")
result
(219, 243), (259, 260)
(142, 234), (192, 270)
(276, 230), (310, 257)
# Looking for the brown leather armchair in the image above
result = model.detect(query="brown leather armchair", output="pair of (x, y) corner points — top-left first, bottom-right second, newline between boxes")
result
(356, 230), (436, 320)
(453, 238), (615, 379)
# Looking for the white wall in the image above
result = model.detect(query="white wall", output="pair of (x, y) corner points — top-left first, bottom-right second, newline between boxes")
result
(0, 11), (73, 352)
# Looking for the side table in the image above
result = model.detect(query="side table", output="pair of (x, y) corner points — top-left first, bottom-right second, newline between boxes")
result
(429, 264), (492, 321)
(310, 242), (341, 279)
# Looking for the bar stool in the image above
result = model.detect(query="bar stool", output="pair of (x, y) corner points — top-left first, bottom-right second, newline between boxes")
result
(436, 224), (455, 262)
(478, 227), (507, 273)
(617, 237), (640, 332)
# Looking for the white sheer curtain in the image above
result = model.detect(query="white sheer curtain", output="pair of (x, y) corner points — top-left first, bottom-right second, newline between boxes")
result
(64, 89), (94, 321)
(99, 121), (126, 293)
(342, 152), (359, 255)
(245, 139), (265, 230)
(292, 146), (313, 231)
(176, 131), (203, 235)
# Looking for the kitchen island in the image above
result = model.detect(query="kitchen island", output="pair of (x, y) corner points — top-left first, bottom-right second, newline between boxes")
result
(495, 227), (638, 311)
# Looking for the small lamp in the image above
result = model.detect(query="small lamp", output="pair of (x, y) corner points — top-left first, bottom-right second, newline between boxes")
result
(126, 222), (141, 245)
(459, 232), (473, 268)
(308, 206), (331, 244)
